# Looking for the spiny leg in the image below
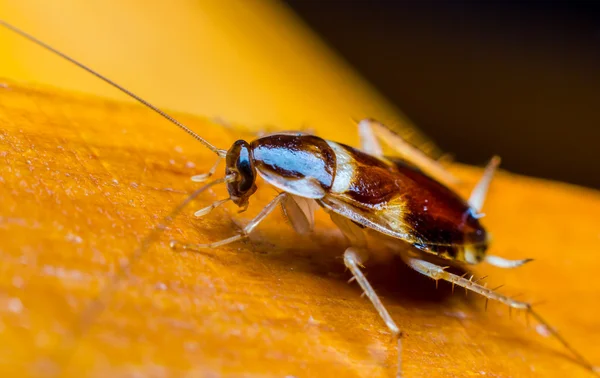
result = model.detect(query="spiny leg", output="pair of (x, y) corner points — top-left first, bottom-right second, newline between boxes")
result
(468, 155), (501, 214)
(344, 247), (403, 378)
(357, 119), (459, 187)
(171, 192), (287, 250)
(403, 256), (597, 373)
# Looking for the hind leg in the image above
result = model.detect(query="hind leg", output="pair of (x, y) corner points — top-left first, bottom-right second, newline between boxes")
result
(402, 255), (596, 372)
(357, 119), (459, 187)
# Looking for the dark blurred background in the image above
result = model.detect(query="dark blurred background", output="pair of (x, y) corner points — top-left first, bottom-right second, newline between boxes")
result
(287, 1), (600, 189)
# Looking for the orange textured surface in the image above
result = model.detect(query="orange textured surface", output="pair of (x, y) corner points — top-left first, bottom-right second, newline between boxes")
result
(0, 81), (599, 378)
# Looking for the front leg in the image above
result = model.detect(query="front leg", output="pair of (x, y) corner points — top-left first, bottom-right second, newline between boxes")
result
(191, 157), (223, 182)
(170, 192), (287, 250)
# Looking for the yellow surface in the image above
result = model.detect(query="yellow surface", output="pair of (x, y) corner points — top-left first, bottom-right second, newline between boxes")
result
(0, 1), (599, 378)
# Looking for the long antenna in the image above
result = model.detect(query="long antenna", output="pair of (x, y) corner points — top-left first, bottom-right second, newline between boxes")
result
(0, 19), (227, 158)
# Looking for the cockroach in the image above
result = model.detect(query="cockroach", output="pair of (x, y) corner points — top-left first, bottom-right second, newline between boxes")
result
(1, 19), (597, 377)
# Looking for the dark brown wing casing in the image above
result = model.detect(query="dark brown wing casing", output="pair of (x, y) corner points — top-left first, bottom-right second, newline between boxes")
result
(325, 143), (489, 264)
(387, 156), (487, 256)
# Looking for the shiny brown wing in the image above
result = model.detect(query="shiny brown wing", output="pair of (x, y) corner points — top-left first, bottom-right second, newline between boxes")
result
(320, 147), (488, 264)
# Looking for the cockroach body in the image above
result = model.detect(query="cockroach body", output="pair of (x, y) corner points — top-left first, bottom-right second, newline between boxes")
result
(1, 19), (596, 378)
(226, 132), (489, 264)
(167, 121), (547, 377)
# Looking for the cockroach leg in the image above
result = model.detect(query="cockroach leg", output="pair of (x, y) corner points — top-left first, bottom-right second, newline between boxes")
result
(357, 118), (459, 187)
(344, 247), (402, 378)
(281, 195), (318, 234)
(171, 192), (287, 251)
(485, 255), (533, 268)
(403, 256), (598, 373)
(468, 155), (501, 213)
(194, 198), (231, 217)
(404, 256), (529, 309)
(358, 118), (384, 157)
(191, 157), (223, 182)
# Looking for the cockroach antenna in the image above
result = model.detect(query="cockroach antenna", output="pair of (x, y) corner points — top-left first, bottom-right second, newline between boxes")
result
(0, 19), (227, 158)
